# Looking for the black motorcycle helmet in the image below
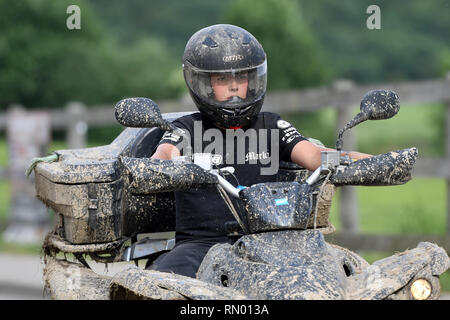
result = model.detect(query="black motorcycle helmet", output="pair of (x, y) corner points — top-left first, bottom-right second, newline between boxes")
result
(182, 24), (267, 128)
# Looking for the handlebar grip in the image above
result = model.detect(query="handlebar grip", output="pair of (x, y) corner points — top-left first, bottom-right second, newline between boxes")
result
(329, 147), (418, 186)
(121, 157), (218, 193)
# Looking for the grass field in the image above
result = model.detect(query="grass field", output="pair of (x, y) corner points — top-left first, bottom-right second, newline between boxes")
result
(283, 102), (446, 157)
(0, 139), (7, 167)
(328, 178), (447, 235)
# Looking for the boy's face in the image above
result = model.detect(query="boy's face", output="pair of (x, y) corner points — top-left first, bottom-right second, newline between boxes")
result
(210, 72), (248, 102)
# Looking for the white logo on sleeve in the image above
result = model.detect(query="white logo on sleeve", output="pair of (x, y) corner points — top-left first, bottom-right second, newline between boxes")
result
(162, 131), (181, 143)
(277, 120), (291, 129)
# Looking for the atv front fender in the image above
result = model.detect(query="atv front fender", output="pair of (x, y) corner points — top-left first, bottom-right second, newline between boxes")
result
(43, 257), (111, 300)
(346, 241), (449, 300)
(109, 266), (248, 300)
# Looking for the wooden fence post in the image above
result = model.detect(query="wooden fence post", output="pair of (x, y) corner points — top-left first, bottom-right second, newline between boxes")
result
(334, 80), (359, 233)
(66, 102), (88, 149)
(3, 106), (51, 244)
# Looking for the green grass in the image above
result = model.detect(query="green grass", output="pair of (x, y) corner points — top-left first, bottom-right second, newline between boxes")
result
(48, 140), (68, 152)
(0, 139), (7, 166)
(0, 237), (42, 255)
(329, 178), (447, 235)
(0, 180), (10, 227)
(283, 102), (446, 156)
(354, 103), (446, 156)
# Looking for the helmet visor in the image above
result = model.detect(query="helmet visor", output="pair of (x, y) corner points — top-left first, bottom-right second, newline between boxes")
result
(183, 61), (267, 108)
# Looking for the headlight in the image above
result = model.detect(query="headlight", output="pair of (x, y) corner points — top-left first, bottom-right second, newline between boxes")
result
(410, 279), (432, 300)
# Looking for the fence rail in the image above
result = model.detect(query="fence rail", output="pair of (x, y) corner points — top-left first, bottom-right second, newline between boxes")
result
(1, 74), (449, 252)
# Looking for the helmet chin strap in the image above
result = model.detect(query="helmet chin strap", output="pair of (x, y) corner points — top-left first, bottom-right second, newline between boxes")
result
(218, 96), (246, 129)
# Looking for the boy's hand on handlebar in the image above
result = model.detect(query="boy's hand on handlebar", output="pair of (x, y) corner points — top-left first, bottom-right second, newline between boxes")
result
(341, 151), (372, 162)
(151, 143), (181, 160)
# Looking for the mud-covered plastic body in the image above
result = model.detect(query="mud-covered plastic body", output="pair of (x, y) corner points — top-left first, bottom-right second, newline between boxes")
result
(197, 230), (449, 300)
(38, 138), (449, 300)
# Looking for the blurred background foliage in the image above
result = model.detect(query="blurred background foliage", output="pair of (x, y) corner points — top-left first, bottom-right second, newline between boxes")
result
(0, 0), (449, 111)
(223, 0), (329, 90)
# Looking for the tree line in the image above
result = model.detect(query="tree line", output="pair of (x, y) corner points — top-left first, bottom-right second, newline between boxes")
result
(0, 0), (448, 110)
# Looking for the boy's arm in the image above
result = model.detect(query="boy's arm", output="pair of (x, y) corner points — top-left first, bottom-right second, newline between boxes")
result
(290, 140), (371, 171)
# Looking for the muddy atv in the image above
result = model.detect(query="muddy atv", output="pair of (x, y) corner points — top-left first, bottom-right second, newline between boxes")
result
(30, 91), (449, 300)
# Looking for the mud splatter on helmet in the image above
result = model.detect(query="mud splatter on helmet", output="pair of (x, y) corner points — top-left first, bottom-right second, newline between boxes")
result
(182, 24), (267, 128)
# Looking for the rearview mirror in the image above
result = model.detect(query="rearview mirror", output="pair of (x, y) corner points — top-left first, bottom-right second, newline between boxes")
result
(360, 89), (400, 120)
(336, 90), (400, 150)
(115, 97), (177, 132)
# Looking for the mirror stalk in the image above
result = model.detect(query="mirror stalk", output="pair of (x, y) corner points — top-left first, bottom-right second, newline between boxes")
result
(335, 90), (400, 151)
(335, 112), (368, 150)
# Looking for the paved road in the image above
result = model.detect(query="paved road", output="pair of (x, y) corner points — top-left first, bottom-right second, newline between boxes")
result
(0, 253), (48, 300)
(0, 253), (449, 300)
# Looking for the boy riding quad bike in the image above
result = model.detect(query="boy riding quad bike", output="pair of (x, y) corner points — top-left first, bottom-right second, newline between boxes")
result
(30, 24), (449, 300)
(145, 24), (371, 278)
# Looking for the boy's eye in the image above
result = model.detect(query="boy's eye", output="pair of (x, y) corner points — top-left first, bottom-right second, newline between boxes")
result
(212, 75), (228, 83)
(212, 73), (248, 84)
(236, 74), (248, 81)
